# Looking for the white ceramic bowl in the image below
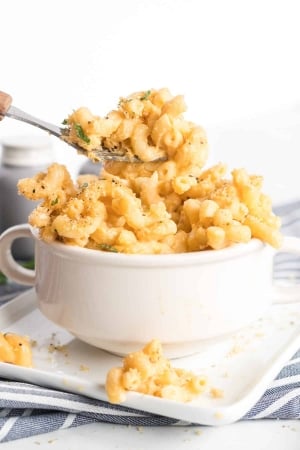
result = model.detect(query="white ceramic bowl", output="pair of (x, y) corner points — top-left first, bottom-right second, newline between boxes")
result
(1, 224), (300, 358)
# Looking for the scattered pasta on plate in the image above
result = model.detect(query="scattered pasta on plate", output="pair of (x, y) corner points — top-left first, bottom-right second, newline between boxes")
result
(105, 339), (207, 404)
(0, 332), (33, 367)
(17, 88), (282, 253)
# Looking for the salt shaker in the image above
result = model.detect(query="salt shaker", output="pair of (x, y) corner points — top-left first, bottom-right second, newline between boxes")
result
(0, 135), (53, 260)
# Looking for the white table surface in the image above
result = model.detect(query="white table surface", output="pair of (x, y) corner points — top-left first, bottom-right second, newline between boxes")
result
(1, 107), (300, 448)
(0, 420), (299, 449)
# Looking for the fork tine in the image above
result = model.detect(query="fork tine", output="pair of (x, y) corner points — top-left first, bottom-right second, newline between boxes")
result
(77, 146), (167, 163)
(61, 128), (166, 163)
(79, 148), (141, 163)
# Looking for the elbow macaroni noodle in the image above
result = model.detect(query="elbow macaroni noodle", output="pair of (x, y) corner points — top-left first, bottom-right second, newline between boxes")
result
(17, 88), (282, 253)
(0, 333), (32, 368)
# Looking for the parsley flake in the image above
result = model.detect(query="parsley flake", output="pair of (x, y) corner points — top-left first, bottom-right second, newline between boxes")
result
(140, 90), (151, 101)
(51, 197), (59, 206)
(74, 123), (91, 144)
(98, 243), (118, 253)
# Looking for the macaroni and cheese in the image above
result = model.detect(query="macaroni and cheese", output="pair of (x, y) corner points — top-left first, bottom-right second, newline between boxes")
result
(0, 332), (32, 367)
(17, 88), (282, 253)
(105, 339), (207, 403)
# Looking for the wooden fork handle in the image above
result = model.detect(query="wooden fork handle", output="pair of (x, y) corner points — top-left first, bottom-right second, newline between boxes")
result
(0, 91), (12, 120)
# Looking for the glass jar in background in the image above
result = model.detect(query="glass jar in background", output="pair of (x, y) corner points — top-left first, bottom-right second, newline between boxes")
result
(0, 135), (53, 261)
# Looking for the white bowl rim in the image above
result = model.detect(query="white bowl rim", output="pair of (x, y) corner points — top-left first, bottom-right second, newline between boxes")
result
(31, 226), (266, 267)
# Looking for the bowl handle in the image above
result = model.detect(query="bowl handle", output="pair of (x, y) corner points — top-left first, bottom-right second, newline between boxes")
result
(0, 224), (35, 286)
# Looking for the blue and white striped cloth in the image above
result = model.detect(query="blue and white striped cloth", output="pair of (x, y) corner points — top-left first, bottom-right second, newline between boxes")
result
(0, 200), (299, 442)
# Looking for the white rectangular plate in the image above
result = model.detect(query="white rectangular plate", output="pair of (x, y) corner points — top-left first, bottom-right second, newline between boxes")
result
(0, 289), (300, 426)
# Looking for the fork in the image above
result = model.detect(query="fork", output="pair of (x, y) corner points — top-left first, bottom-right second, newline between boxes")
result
(0, 91), (166, 163)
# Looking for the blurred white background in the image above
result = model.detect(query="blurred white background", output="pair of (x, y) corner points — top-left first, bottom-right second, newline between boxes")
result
(1, 0), (300, 203)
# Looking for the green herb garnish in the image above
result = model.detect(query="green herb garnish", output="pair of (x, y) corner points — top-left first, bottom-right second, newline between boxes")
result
(140, 90), (151, 101)
(118, 97), (133, 108)
(81, 182), (89, 189)
(51, 197), (59, 206)
(62, 118), (69, 125)
(74, 123), (91, 144)
(98, 243), (118, 253)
